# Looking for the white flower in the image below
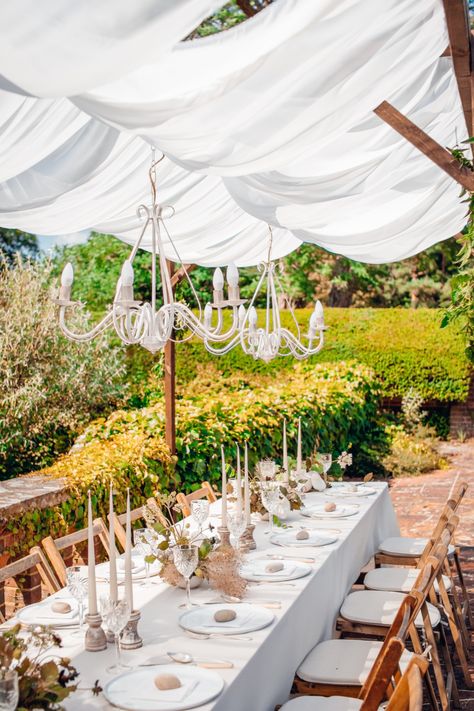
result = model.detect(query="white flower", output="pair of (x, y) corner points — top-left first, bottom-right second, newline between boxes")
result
(337, 451), (353, 470)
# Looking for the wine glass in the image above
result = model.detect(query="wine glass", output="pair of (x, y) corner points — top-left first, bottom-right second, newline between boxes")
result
(66, 565), (87, 637)
(319, 453), (332, 481)
(191, 499), (210, 534)
(0, 669), (19, 711)
(227, 509), (246, 549)
(173, 545), (199, 609)
(133, 528), (152, 586)
(100, 596), (131, 673)
(258, 459), (276, 481)
(260, 481), (280, 534)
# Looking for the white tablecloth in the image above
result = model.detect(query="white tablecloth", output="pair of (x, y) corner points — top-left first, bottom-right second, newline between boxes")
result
(44, 483), (399, 711)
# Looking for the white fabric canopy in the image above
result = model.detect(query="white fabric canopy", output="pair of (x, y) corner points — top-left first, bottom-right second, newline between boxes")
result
(0, 0), (467, 266)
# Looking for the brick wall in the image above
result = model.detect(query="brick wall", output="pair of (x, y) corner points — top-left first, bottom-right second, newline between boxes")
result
(450, 374), (474, 438)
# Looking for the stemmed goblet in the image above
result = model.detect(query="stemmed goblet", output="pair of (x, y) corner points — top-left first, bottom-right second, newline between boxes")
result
(319, 453), (332, 482)
(191, 499), (210, 535)
(0, 669), (19, 711)
(100, 597), (131, 673)
(173, 545), (199, 609)
(65, 565), (87, 637)
(260, 481), (281, 534)
(227, 509), (246, 549)
(133, 528), (152, 586)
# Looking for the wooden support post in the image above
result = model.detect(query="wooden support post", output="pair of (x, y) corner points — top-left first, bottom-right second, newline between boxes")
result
(374, 100), (474, 192)
(441, 0), (473, 136)
(164, 260), (176, 455)
(163, 262), (197, 456)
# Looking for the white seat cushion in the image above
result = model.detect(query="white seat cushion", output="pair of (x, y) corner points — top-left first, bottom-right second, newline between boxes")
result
(297, 638), (413, 685)
(364, 567), (451, 594)
(281, 697), (363, 711)
(378, 536), (454, 558)
(340, 590), (440, 628)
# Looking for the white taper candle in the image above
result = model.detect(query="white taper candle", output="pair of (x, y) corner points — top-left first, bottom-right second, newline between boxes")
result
(108, 483), (118, 602)
(124, 488), (133, 611)
(244, 443), (250, 525)
(297, 417), (302, 472)
(87, 491), (98, 616)
(221, 445), (227, 528)
(236, 443), (242, 516)
(283, 418), (288, 481)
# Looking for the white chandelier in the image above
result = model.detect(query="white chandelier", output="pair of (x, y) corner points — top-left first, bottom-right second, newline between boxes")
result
(55, 152), (326, 362)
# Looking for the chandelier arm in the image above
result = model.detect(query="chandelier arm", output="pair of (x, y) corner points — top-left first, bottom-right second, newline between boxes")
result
(172, 303), (240, 343)
(281, 328), (325, 358)
(203, 332), (242, 355)
(112, 306), (147, 345)
(58, 306), (114, 342)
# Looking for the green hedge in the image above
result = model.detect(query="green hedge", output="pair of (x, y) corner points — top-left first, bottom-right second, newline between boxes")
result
(166, 308), (470, 403)
(4, 361), (382, 559)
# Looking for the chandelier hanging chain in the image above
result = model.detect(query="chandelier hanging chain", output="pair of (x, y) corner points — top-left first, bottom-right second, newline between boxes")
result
(54, 151), (326, 361)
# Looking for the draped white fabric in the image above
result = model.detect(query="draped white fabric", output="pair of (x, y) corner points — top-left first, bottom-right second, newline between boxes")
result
(0, 0), (467, 266)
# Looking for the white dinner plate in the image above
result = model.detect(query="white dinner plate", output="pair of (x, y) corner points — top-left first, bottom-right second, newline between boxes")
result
(270, 529), (338, 548)
(301, 503), (359, 519)
(325, 483), (377, 498)
(240, 559), (312, 582)
(16, 597), (80, 628)
(179, 603), (274, 635)
(103, 664), (224, 711)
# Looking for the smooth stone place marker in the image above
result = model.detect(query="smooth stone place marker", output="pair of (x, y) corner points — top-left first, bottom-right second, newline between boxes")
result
(265, 562), (284, 573)
(324, 502), (336, 512)
(214, 609), (237, 623)
(296, 529), (310, 540)
(348, 484), (358, 493)
(51, 601), (72, 614)
(154, 674), (182, 691)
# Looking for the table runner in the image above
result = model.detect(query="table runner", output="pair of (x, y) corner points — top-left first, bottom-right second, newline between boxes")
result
(51, 482), (398, 710)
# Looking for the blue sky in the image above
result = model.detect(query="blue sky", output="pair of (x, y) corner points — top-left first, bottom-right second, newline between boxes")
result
(36, 230), (91, 253)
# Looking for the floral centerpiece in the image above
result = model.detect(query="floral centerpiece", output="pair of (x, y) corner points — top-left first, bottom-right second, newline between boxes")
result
(249, 460), (304, 519)
(143, 493), (247, 598)
(0, 624), (101, 710)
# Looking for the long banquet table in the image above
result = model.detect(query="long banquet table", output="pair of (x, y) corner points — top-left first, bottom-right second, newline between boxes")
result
(44, 483), (399, 711)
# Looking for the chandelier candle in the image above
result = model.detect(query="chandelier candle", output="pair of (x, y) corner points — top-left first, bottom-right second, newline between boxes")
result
(108, 484), (118, 603)
(124, 489), (133, 611)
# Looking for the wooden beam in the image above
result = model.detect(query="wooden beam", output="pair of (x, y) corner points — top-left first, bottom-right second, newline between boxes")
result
(374, 100), (474, 191)
(442, 0), (473, 135)
(164, 260), (176, 455)
(170, 263), (197, 288)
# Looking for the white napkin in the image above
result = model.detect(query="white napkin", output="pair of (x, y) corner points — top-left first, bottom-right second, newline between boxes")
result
(19, 599), (79, 623)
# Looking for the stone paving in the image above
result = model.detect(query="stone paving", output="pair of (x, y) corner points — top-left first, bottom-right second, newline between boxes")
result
(389, 438), (474, 710)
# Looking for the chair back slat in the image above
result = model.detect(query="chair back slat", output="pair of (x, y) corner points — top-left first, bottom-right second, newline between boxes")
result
(360, 597), (415, 705)
(109, 508), (145, 552)
(383, 656), (429, 711)
(41, 518), (110, 587)
(0, 547), (61, 620)
(176, 482), (217, 517)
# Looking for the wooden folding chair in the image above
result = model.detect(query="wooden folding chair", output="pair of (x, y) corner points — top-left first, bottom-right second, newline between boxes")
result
(293, 594), (419, 698)
(281, 652), (429, 711)
(0, 547), (61, 620)
(337, 538), (458, 711)
(176, 481), (217, 517)
(108, 506), (148, 552)
(41, 518), (110, 587)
